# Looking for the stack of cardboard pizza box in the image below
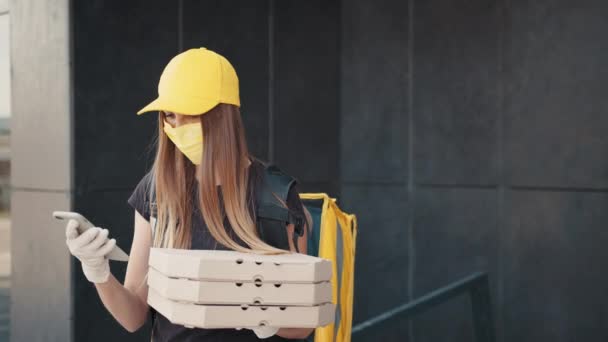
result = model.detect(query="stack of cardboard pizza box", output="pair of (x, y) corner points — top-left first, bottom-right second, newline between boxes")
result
(146, 248), (335, 330)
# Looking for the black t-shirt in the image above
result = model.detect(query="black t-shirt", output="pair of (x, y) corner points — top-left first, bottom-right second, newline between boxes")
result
(127, 159), (306, 342)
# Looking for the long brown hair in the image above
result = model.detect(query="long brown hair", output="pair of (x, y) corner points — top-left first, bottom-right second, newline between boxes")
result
(149, 104), (288, 254)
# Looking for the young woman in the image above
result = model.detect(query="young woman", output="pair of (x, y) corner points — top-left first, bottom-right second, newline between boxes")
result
(64, 48), (313, 341)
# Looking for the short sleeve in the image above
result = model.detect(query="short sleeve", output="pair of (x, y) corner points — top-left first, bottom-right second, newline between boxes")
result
(127, 171), (154, 222)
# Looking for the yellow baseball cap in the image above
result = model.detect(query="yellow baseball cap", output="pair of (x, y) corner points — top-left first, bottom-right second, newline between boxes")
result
(137, 47), (240, 116)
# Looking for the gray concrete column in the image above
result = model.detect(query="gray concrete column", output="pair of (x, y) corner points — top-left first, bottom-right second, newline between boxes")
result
(10, 0), (72, 341)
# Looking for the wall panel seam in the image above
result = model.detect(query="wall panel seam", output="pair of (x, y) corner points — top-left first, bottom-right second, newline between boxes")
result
(407, 0), (416, 341)
(267, 0), (275, 163)
(496, 1), (507, 341)
(177, 0), (183, 52)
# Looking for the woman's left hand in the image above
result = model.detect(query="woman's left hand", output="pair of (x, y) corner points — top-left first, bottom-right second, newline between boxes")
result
(250, 326), (279, 339)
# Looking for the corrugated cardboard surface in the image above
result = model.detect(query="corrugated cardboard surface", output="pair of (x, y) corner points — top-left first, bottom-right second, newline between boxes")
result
(147, 266), (332, 306)
(147, 287), (336, 329)
(149, 248), (332, 283)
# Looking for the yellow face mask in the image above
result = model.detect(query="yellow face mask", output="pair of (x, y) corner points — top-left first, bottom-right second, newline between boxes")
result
(163, 121), (203, 165)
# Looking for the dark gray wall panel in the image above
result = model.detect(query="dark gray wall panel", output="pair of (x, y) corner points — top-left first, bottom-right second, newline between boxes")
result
(341, 185), (409, 339)
(72, 0), (177, 192)
(503, 190), (608, 342)
(341, 0), (408, 183)
(504, 0), (608, 188)
(296, 181), (340, 199)
(73, 190), (151, 342)
(414, 0), (500, 186)
(412, 188), (498, 342)
(354, 316), (410, 342)
(274, 0), (340, 183)
(182, 0), (271, 160)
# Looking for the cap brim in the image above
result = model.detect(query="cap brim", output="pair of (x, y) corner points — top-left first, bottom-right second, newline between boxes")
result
(136, 97), (220, 116)
(136, 97), (165, 115)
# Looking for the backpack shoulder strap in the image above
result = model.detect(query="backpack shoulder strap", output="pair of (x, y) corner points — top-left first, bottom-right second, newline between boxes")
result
(256, 164), (304, 252)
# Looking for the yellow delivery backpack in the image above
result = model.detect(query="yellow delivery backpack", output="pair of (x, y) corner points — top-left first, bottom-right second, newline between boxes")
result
(300, 194), (357, 342)
(256, 165), (358, 342)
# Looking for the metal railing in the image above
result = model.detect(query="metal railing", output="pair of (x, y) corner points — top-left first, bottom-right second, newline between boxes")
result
(352, 272), (495, 342)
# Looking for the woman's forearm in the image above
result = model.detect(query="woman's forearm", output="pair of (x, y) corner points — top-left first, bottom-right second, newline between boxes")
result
(276, 327), (315, 339)
(94, 273), (149, 332)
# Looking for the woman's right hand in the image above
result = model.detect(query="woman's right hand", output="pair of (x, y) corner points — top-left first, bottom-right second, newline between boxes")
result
(65, 219), (116, 283)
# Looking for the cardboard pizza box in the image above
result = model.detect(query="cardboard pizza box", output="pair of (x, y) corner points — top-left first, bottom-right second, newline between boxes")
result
(147, 287), (335, 329)
(147, 266), (332, 306)
(148, 248), (332, 283)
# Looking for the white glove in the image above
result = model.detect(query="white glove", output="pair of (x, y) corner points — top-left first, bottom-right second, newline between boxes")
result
(251, 326), (279, 339)
(65, 219), (116, 283)
(235, 326), (279, 339)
